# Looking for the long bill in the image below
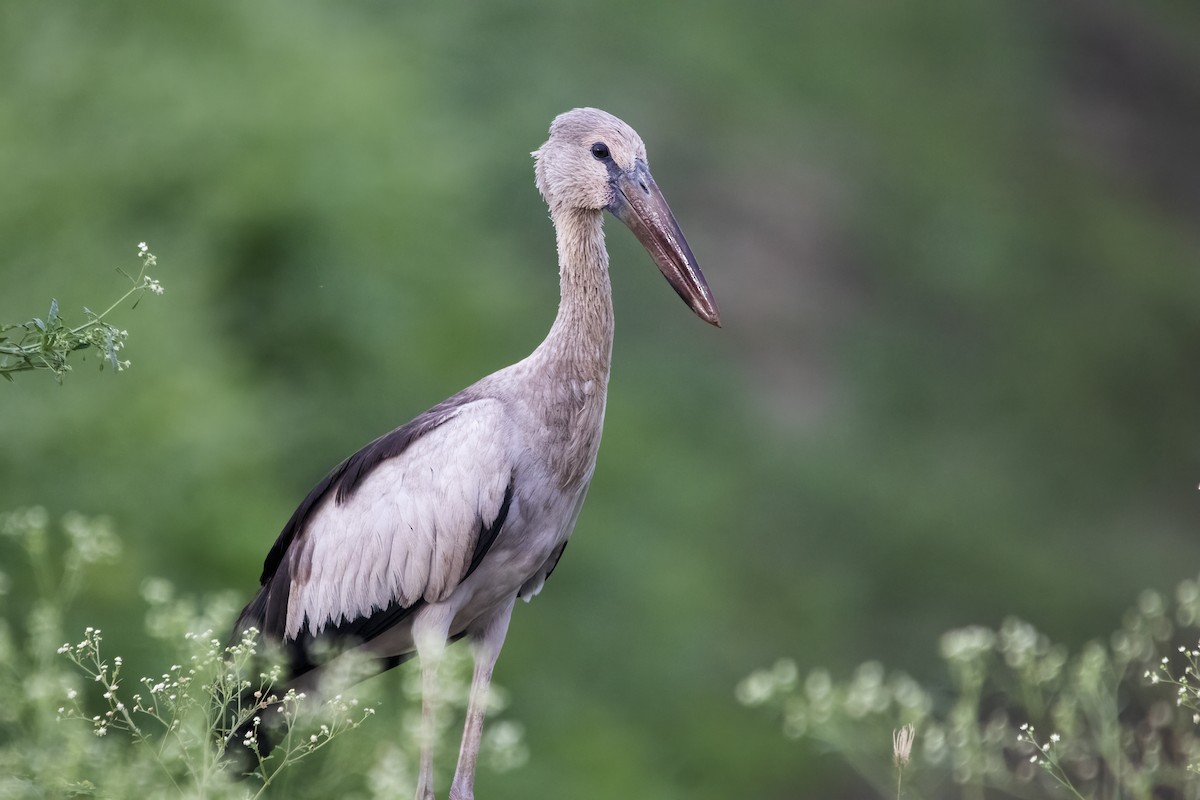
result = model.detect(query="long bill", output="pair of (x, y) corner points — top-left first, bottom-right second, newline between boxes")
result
(608, 162), (721, 327)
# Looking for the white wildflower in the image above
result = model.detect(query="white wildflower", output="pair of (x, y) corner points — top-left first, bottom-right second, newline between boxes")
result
(893, 723), (915, 768)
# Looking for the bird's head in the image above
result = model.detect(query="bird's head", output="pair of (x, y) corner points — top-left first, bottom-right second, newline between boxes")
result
(533, 107), (720, 327)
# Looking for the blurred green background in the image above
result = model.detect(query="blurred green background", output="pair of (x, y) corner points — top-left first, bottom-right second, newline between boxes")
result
(2, 0), (1198, 796)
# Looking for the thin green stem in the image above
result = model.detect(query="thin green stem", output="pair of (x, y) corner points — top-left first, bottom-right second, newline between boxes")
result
(69, 280), (146, 335)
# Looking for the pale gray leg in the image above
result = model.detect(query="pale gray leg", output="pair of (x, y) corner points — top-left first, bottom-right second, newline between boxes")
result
(413, 609), (453, 800)
(448, 597), (516, 800)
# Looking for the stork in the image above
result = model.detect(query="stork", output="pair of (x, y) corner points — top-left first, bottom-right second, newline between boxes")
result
(231, 107), (720, 800)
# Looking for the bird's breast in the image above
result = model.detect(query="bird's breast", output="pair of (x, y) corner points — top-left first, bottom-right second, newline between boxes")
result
(447, 483), (583, 627)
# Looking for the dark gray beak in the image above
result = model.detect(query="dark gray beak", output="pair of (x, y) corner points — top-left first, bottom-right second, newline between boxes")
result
(608, 161), (721, 327)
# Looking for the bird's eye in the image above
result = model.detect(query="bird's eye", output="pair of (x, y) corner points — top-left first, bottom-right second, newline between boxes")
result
(591, 143), (610, 160)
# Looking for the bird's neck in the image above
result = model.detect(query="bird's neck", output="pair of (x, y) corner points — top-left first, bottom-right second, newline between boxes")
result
(539, 207), (614, 382)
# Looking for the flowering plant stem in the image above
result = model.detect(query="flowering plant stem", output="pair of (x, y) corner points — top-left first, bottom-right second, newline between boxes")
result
(0, 243), (162, 381)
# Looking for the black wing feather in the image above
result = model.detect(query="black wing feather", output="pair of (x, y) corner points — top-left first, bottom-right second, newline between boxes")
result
(234, 394), (469, 641)
(232, 392), (515, 681)
(258, 394), (469, 586)
(314, 476), (515, 646)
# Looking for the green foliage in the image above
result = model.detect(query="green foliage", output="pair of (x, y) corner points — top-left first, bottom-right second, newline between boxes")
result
(1, 1), (1197, 797)
(54, 624), (383, 799)
(740, 576), (1200, 799)
(0, 509), (525, 799)
(0, 245), (162, 382)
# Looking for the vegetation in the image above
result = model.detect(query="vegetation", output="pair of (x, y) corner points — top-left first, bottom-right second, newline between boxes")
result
(0, 509), (524, 799)
(740, 576), (1200, 798)
(1, 1), (1196, 797)
(0, 245), (162, 381)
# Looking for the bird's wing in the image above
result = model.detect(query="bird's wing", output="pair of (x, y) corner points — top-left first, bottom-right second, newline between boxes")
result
(236, 394), (514, 651)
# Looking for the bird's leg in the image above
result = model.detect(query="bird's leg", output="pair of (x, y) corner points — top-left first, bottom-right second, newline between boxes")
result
(413, 609), (453, 800)
(448, 597), (516, 800)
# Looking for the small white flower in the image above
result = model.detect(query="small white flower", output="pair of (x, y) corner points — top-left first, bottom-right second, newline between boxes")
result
(310, 734), (318, 743)
(892, 723), (915, 768)
(138, 242), (148, 253)
(1050, 733), (1060, 743)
